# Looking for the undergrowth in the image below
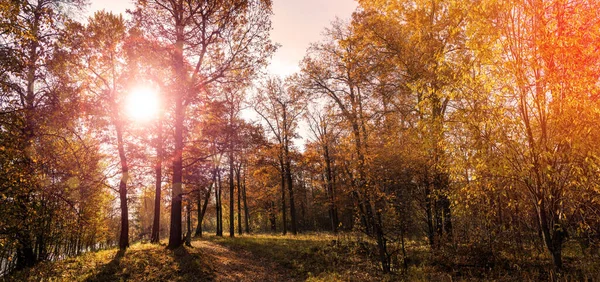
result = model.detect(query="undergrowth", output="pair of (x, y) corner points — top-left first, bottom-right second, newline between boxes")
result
(4, 233), (600, 281)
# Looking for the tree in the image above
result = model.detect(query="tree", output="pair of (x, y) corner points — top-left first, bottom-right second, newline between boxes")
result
(305, 105), (340, 233)
(489, 0), (600, 269)
(223, 86), (245, 238)
(77, 11), (135, 250)
(132, 0), (275, 248)
(255, 77), (305, 235)
(0, 0), (116, 272)
(300, 21), (393, 271)
(151, 113), (164, 243)
(354, 0), (480, 247)
(0, 0), (89, 269)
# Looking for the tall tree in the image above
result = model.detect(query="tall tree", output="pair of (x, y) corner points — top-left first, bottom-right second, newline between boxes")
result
(305, 105), (340, 233)
(300, 21), (394, 271)
(489, 0), (600, 269)
(0, 0), (119, 273)
(78, 11), (134, 250)
(0, 0), (88, 269)
(150, 115), (164, 243)
(223, 87), (245, 237)
(255, 77), (305, 235)
(353, 0), (479, 249)
(132, 0), (275, 248)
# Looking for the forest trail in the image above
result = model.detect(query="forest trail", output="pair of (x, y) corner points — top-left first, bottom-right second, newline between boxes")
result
(197, 239), (297, 282)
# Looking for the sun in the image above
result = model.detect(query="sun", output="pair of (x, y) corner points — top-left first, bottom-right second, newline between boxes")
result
(126, 86), (160, 122)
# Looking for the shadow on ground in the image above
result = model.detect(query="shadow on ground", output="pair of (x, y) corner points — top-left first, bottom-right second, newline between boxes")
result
(84, 245), (215, 282)
(84, 249), (126, 282)
(6, 238), (297, 282)
(195, 239), (296, 282)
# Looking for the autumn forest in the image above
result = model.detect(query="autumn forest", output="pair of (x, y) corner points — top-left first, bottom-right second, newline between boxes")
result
(2, 0), (600, 280)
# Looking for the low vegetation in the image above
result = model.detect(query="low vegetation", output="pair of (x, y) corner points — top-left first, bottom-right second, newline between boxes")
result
(209, 234), (381, 281)
(5, 242), (213, 282)
(5, 234), (600, 281)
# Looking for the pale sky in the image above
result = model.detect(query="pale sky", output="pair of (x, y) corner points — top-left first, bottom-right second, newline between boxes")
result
(87, 0), (358, 149)
(86, 0), (358, 77)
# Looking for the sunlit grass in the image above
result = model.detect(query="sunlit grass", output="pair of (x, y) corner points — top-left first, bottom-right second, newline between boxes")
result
(7, 242), (212, 282)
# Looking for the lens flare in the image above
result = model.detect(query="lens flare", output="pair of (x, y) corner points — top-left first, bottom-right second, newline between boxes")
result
(126, 86), (159, 122)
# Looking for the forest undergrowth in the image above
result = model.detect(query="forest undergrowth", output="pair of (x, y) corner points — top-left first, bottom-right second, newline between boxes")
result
(5, 233), (600, 281)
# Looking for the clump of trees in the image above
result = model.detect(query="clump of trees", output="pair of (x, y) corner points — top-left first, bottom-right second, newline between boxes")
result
(288, 0), (600, 272)
(2, 0), (600, 277)
(0, 0), (274, 274)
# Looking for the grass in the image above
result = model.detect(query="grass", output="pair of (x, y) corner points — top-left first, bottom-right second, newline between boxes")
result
(400, 239), (600, 281)
(207, 233), (388, 281)
(4, 233), (600, 281)
(4, 233), (390, 282)
(5, 242), (213, 282)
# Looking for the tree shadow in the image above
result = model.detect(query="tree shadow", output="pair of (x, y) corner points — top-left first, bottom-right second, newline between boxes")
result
(170, 245), (216, 281)
(84, 249), (126, 282)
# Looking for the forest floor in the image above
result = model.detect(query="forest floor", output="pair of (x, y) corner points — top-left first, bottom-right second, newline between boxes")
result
(5, 233), (600, 281)
(4, 233), (385, 282)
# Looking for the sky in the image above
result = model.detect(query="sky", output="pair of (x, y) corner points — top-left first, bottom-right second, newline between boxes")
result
(87, 0), (358, 77)
(87, 0), (358, 149)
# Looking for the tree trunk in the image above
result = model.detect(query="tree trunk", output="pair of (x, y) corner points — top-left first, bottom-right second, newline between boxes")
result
(425, 183), (435, 248)
(351, 191), (369, 235)
(168, 18), (185, 250)
(363, 197), (376, 237)
(537, 201), (565, 270)
(375, 209), (390, 273)
(118, 179), (129, 250)
(280, 159), (287, 235)
(351, 122), (373, 235)
(237, 166), (242, 235)
(435, 198), (443, 238)
(168, 97), (184, 249)
(216, 169), (223, 236)
(433, 171), (452, 241)
(229, 154), (235, 238)
(442, 195), (452, 237)
(196, 189), (202, 237)
(15, 232), (35, 270)
(243, 171), (250, 234)
(196, 175), (213, 237)
(286, 158), (297, 235)
(270, 201), (277, 232)
(151, 121), (162, 243)
(116, 123), (129, 250)
(185, 202), (192, 247)
(15, 162), (36, 270)
(324, 145), (338, 233)
(283, 109), (297, 235)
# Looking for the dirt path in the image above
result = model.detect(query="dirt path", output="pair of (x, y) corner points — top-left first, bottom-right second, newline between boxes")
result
(194, 240), (297, 282)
